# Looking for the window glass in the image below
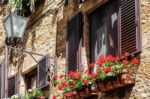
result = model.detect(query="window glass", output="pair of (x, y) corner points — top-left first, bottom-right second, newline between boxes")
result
(89, 0), (119, 64)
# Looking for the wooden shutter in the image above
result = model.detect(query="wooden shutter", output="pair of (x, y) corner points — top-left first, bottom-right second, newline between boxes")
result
(120, 0), (141, 55)
(38, 57), (48, 88)
(67, 12), (83, 73)
(8, 75), (17, 98)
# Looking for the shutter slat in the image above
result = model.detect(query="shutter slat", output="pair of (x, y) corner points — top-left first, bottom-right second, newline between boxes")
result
(67, 12), (83, 73)
(120, 0), (140, 54)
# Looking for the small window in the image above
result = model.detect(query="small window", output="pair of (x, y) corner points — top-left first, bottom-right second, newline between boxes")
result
(25, 68), (37, 90)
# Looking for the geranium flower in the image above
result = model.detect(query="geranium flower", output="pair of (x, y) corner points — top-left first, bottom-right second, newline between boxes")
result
(131, 58), (140, 64)
(83, 79), (89, 84)
(65, 91), (75, 97)
(104, 67), (112, 73)
(107, 55), (114, 62)
(69, 71), (76, 78)
(62, 81), (67, 87)
(58, 85), (64, 90)
(124, 52), (129, 57)
(115, 56), (120, 61)
(52, 95), (57, 99)
(88, 63), (95, 68)
(53, 75), (58, 80)
(123, 60), (129, 65)
(88, 73), (96, 78)
(76, 73), (82, 78)
(60, 74), (65, 78)
(69, 81), (75, 86)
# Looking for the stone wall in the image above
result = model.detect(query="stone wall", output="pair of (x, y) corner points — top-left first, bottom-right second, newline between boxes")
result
(0, 0), (150, 99)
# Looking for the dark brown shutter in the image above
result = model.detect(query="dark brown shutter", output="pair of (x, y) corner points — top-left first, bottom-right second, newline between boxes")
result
(120, 0), (141, 55)
(67, 12), (83, 73)
(8, 75), (17, 98)
(38, 57), (48, 88)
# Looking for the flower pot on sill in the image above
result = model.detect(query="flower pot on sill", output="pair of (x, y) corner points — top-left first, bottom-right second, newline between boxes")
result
(65, 96), (74, 99)
(96, 81), (106, 92)
(78, 89), (86, 97)
(90, 84), (98, 94)
(84, 87), (91, 95)
(36, 96), (45, 99)
(103, 78), (113, 90)
(120, 73), (135, 85)
(111, 76), (122, 88)
(73, 93), (80, 99)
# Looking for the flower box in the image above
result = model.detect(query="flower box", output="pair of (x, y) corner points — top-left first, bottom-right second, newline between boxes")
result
(120, 73), (135, 85)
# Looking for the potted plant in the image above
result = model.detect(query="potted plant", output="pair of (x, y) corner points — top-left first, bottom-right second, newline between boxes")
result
(89, 53), (139, 91)
(26, 89), (45, 99)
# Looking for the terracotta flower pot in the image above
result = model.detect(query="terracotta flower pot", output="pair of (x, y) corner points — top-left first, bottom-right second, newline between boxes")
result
(103, 78), (113, 90)
(84, 87), (91, 95)
(65, 96), (74, 99)
(111, 76), (123, 88)
(90, 84), (98, 94)
(36, 96), (45, 99)
(120, 73), (135, 85)
(96, 81), (106, 92)
(73, 93), (80, 99)
(78, 89), (86, 97)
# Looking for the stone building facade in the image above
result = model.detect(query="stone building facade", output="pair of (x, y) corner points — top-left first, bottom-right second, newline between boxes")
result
(0, 0), (149, 99)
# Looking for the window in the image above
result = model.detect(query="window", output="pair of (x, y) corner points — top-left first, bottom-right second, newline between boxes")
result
(89, 0), (141, 66)
(89, 0), (119, 63)
(25, 68), (37, 90)
(66, 12), (83, 73)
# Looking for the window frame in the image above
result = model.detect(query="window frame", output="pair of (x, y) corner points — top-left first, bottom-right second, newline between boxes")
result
(25, 68), (37, 91)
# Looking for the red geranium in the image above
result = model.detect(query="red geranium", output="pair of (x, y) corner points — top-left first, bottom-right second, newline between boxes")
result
(107, 55), (114, 62)
(69, 81), (75, 86)
(115, 56), (120, 61)
(52, 95), (57, 99)
(124, 52), (129, 57)
(88, 73), (96, 78)
(131, 58), (140, 64)
(60, 74), (65, 78)
(53, 75), (58, 80)
(69, 71), (76, 78)
(88, 63), (95, 68)
(62, 81), (67, 87)
(58, 85), (64, 90)
(83, 79), (89, 84)
(65, 91), (75, 97)
(123, 60), (129, 65)
(104, 67), (112, 73)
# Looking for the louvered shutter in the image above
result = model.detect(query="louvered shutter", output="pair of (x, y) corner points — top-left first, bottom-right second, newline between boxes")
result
(67, 12), (83, 73)
(120, 0), (141, 55)
(8, 75), (17, 98)
(38, 57), (48, 88)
